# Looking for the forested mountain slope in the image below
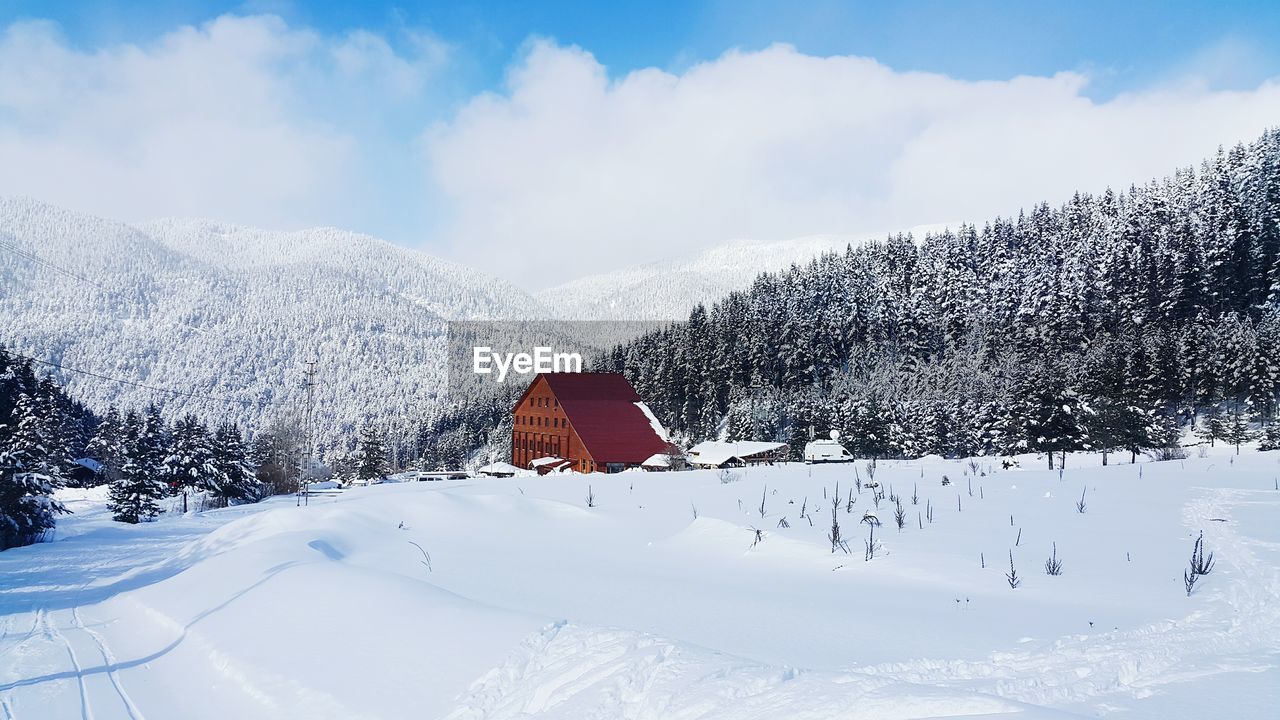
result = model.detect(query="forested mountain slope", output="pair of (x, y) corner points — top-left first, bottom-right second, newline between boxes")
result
(0, 198), (547, 448)
(535, 227), (947, 321)
(600, 131), (1280, 460)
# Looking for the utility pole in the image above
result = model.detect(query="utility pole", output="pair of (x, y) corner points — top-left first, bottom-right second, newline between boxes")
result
(298, 359), (318, 507)
(748, 383), (763, 440)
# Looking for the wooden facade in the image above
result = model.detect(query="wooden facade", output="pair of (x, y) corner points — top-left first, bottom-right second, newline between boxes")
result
(511, 372), (669, 474)
(511, 375), (598, 473)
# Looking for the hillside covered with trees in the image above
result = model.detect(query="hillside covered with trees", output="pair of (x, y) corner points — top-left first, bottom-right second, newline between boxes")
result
(598, 130), (1280, 464)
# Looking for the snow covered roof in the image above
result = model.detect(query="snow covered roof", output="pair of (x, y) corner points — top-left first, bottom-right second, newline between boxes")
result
(641, 453), (674, 468)
(478, 462), (522, 476)
(529, 456), (566, 468)
(687, 441), (789, 467)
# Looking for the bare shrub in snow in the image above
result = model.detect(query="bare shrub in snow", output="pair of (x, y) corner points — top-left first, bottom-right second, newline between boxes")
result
(1190, 531), (1215, 575)
(777, 516), (790, 528)
(1045, 542), (1063, 576)
(893, 497), (906, 531)
(759, 485), (768, 518)
(408, 541), (433, 572)
(1006, 550), (1021, 589)
(1184, 567), (1199, 596)
(586, 485), (596, 508)
(828, 503), (849, 554)
(1076, 487), (1087, 514)
(749, 527), (764, 548)
(911, 483), (919, 505)
(863, 522), (878, 562)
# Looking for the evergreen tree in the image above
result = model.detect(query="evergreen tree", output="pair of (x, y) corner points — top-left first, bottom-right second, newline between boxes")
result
(162, 414), (217, 511)
(356, 423), (389, 483)
(1196, 405), (1228, 447)
(88, 406), (126, 484)
(1221, 405), (1256, 454)
(211, 423), (259, 502)
(1259, 422), (1280, 452)
(0, 393), (69, 549)
(108, 432), (166, 524)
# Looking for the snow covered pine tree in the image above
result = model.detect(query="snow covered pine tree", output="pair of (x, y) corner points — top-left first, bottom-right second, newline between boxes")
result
(0, 393), (68, 549)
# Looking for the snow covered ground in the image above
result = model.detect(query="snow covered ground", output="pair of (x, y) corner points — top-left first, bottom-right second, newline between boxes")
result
(2, 446), (1278, 718)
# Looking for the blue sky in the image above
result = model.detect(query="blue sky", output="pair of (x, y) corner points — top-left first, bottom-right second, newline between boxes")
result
(3, 1), (1280, 285)
(10, 1), (1280, 103)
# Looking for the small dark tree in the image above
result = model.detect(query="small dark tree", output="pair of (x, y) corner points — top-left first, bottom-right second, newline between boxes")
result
(1044, 542), (1063, 575)
(356, 422), (389, 484)
(1006, 550), (1021, 589)
(1189, 531), (1215, 575)
(828, 502), (848, 554)
(108, 447), (166, 524)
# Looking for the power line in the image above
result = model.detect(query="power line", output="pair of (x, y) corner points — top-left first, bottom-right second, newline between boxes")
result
(0, 240), (264, 407)
(5, 349), (264, 408)
(0, 238), (107, 290)
(0, 238), (208, 335)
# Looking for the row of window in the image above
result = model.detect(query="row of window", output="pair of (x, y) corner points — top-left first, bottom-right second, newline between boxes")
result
(517, 414), (565, 429)
(529, 396), (557, 408)
(515, 432), (561, 455)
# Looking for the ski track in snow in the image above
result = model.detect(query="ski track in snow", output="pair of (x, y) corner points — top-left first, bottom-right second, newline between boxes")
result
(43, 608), (94, 720)
(0, 605), (144, 720)
(71, 607), (144, 720)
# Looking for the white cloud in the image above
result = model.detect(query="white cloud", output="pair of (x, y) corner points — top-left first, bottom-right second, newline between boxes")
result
(4, 20), (1280, 289)
(0, 15), (446, 233)
(426, 42), (1280, 287)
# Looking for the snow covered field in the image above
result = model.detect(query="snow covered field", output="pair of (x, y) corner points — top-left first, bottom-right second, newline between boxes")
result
(2, 448), (1278, 719)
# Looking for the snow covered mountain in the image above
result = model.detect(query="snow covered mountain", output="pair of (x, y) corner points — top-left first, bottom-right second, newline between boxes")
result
(536, 227), (948, 321)
(0, 197), (547, 445)
(0, 195), (946, 445)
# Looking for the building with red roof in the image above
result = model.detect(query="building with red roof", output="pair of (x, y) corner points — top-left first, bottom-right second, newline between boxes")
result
(511, 372), (670, 474)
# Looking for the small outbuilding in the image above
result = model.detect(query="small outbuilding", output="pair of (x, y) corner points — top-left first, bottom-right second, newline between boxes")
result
(686, 440), (790, 468)
(477, 461), (522, 478)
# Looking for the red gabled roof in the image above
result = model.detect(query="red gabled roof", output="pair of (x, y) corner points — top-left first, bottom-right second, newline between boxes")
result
(516, 372), (668, 464)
